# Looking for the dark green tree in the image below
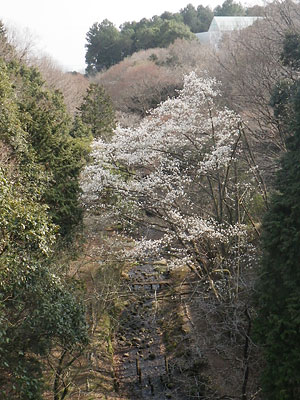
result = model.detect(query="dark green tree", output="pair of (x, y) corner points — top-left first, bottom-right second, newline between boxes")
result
(118, 22), (135, 58)
(196, 5), (214, 32)
(78, 83), (116, 140)
(85, 19), (122, 74)
(0, 60), (89, 399)
(0, 21), (15, 65)
(0, 20), (6, 40)
(7, 61), (91, 237)
(160, 10), (182, 22)
(85, 14), (194, 74)
(281, 32), (300, 70)
(180, 3), (213, 33)
(132, 16), (193, 51)
(158, 19), (194, 48)
(214, 0), (246, 16)
(180, 4), (199, 32)
(133, 17), (162, 51)
(254, 33), (300, 399)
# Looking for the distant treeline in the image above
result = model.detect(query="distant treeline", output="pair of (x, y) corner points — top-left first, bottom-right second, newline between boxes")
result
(85, 0), (264, 74)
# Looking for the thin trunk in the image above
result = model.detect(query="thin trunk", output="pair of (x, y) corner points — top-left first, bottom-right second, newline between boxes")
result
(53, 349), (67, 400)
(241, 307), (252, 400)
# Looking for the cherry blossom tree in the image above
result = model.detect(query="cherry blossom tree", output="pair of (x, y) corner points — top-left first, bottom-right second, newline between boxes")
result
(81, 72), (262, 299)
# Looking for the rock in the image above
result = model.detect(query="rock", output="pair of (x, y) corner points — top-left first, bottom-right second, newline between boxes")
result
(132, 337), (142, 345)
(121, 271), (129, 280)
(153, 259), (167, 265)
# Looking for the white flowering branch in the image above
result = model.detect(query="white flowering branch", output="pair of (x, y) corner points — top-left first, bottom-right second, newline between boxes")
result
(81, 72), (260, 299)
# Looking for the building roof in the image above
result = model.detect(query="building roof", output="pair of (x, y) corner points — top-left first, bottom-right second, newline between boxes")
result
(208, 16), (261, 33)
(196, 16), (262, 47)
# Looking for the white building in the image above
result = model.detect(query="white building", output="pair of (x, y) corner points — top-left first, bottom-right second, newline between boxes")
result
(196, 16), (262, 47)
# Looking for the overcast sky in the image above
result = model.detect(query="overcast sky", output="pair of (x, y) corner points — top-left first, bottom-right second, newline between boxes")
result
(1, 0), (264, 72)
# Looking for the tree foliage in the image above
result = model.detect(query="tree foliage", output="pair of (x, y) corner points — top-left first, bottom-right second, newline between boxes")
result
(78, 83), (116, 140)
(5, 61), (91, 237)
(214, 0), (246, 16)
(85, 14), (194, 74)
(0, 54), (90, 398)
(254, 33), (300, 399)
(85, 19), (124, 74)
(81, 72), (266, 398)
(85, 1), (265, 74)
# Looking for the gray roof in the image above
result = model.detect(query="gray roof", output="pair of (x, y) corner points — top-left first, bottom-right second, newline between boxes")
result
(208, 16), (261, 33)
(196, 16), (262, 47)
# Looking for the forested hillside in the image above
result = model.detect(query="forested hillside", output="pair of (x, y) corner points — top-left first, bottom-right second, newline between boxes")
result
(85, 0), (264, 73)
(0, 23), (92, 399)
(1, 1), (300, 399)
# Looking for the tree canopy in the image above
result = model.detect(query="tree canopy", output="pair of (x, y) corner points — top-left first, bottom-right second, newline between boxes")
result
(0, 47), (91, 397)
(85, 16), (194, 74)
(254, 33), (300, 399)
(78, 83), (116, 140)
(214, 0), (246, 16)
(85, 1), (264, 74)
(81, 72), (261, 296)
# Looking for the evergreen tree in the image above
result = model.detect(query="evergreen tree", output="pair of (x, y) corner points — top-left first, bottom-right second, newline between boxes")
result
(214, 0), (246, 16)
(85, 19), (122, 74)
(254, 34), (300, 399)
(79, 83), (116, 141)
(0, 20), (5, 36)
(196, 5), (214, 32)
(180, 4), (199, 32)
(0, 60), (89, 399)
(0, 20), (13, 59)
(6, 61), (91, 237)
(85, 15), (194, 74)
(158, 19), (194, 48)
(180, 4), (213, 33)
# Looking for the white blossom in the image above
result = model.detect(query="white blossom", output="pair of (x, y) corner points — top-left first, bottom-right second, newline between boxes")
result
(81, 72), (260, 296)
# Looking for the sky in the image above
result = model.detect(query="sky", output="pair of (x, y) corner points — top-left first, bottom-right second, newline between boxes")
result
(0, 0), (264, 72)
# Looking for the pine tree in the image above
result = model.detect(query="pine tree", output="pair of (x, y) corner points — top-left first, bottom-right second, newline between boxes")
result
(79, 83), (116, 141)
(7, 61), (91, 237)
(0, 60), (89, 399)
(254, 34), (300, 399)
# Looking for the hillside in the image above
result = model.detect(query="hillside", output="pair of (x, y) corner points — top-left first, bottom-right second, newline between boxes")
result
(1, 1), (300, 399)
(84, 0), (264, 74)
